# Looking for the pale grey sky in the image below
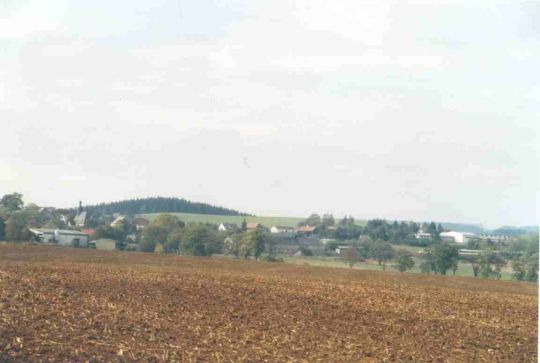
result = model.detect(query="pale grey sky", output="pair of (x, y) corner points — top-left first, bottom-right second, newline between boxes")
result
(1, 0), (539, 228)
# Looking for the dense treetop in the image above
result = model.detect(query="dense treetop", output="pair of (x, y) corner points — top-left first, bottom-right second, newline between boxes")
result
(81, 197), (249, 217)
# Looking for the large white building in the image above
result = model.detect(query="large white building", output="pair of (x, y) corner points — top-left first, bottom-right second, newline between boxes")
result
(29, 228), (90, 247)
(477, 233), (511, 242)
(439, 231), (477, 244)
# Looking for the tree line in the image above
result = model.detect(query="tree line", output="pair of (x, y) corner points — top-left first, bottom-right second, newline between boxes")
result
(81, 197), (249, 217)
(298, 213), (443, 246)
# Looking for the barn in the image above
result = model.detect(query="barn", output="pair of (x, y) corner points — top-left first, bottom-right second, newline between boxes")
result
(29, 228), (90, 247)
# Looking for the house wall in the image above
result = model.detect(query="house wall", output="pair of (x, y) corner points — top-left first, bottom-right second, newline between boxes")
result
(57, 234), (89, 247)
(39, 232), (89, 247)
(40, 232), (56, 243)
(95, 239), (117, 251)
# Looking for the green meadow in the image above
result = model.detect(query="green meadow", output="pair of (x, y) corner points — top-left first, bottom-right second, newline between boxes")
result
(139, 212), (305, 227)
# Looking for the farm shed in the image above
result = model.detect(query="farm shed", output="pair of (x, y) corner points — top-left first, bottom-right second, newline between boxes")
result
(29, 228), (90, 247)
(92, 239), (118, 251)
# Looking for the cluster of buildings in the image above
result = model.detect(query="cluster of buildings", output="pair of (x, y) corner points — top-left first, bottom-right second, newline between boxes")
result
(218, 223), (318, 237)
(415, 229), (510, 244)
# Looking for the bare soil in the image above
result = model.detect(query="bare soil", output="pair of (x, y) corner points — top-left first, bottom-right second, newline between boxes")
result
(0, 244), (537, 362)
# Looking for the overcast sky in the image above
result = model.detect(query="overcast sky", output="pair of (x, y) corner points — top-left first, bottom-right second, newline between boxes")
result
(1, 1), (538, 228)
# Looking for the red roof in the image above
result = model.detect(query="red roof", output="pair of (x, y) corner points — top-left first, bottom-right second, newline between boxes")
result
(80, 229), (96, 236)
(296, 226), (317, 233)
(246, 223), (259, 230)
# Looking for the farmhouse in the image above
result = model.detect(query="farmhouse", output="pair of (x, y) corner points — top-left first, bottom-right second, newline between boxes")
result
(218, 223), (238, 232)
(440, 231), (476, 244)
(246, 222), (260, 231)
(296, 225), (317, 236)
(270, 226), (294, 234)
(29, 228), (90, 247)
(110, 215), (125, 227)
(415, 229), (432, 240)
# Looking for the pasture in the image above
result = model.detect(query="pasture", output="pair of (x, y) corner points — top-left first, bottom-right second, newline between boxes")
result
(0, 244), (537, 362)
(139, 212), (368, 227)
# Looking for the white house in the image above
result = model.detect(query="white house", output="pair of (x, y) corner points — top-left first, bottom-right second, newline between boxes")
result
(415, 229), (432, 240)
(110, 215), (125, 227)
(29, 228), (90, 247)
(270, 226), (295, 234)
(440, 231), (477, 244)
(218, 223), (238, 232)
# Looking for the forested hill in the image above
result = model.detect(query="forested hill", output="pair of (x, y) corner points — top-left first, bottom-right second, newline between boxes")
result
(82, 197), (248, 216)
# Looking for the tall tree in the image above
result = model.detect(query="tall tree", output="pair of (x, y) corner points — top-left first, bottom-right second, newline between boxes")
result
(181, 223), (218, 256)
(0, 216), (5, 240)
(394, 249), (415, 272)
(239, 228), (267, 260)
(420, 244), (459, 275)
(5, 211), (31, 241)
(224, 234), (242, 257)
(373, 241), (394, 270)
(299, 214), (322, 227)
(343, 244), (359, 268)
(321, 214), (335, 228)
(139, 214), (185, 252)
(0, 193), (24, 212)
(478, 252), (506, 280)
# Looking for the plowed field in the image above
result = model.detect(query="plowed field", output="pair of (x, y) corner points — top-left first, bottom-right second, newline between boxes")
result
(0, 244), (537, 362)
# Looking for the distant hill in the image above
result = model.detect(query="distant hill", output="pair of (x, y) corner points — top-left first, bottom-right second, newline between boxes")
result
(82, 197), (249, 217)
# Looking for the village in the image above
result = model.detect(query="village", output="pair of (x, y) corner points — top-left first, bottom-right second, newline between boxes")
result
(26, 201), (508, 252)
(2, 194), (535, 281)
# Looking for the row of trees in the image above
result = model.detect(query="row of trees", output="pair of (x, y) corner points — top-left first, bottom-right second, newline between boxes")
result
(335, 232), (539, 281)
(223, 227), (278, 261)
(135, 214), (280, 260)
(137, 214), (220, 255)
(297, 214), (444, 245)
(340, 237), (415, 272)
